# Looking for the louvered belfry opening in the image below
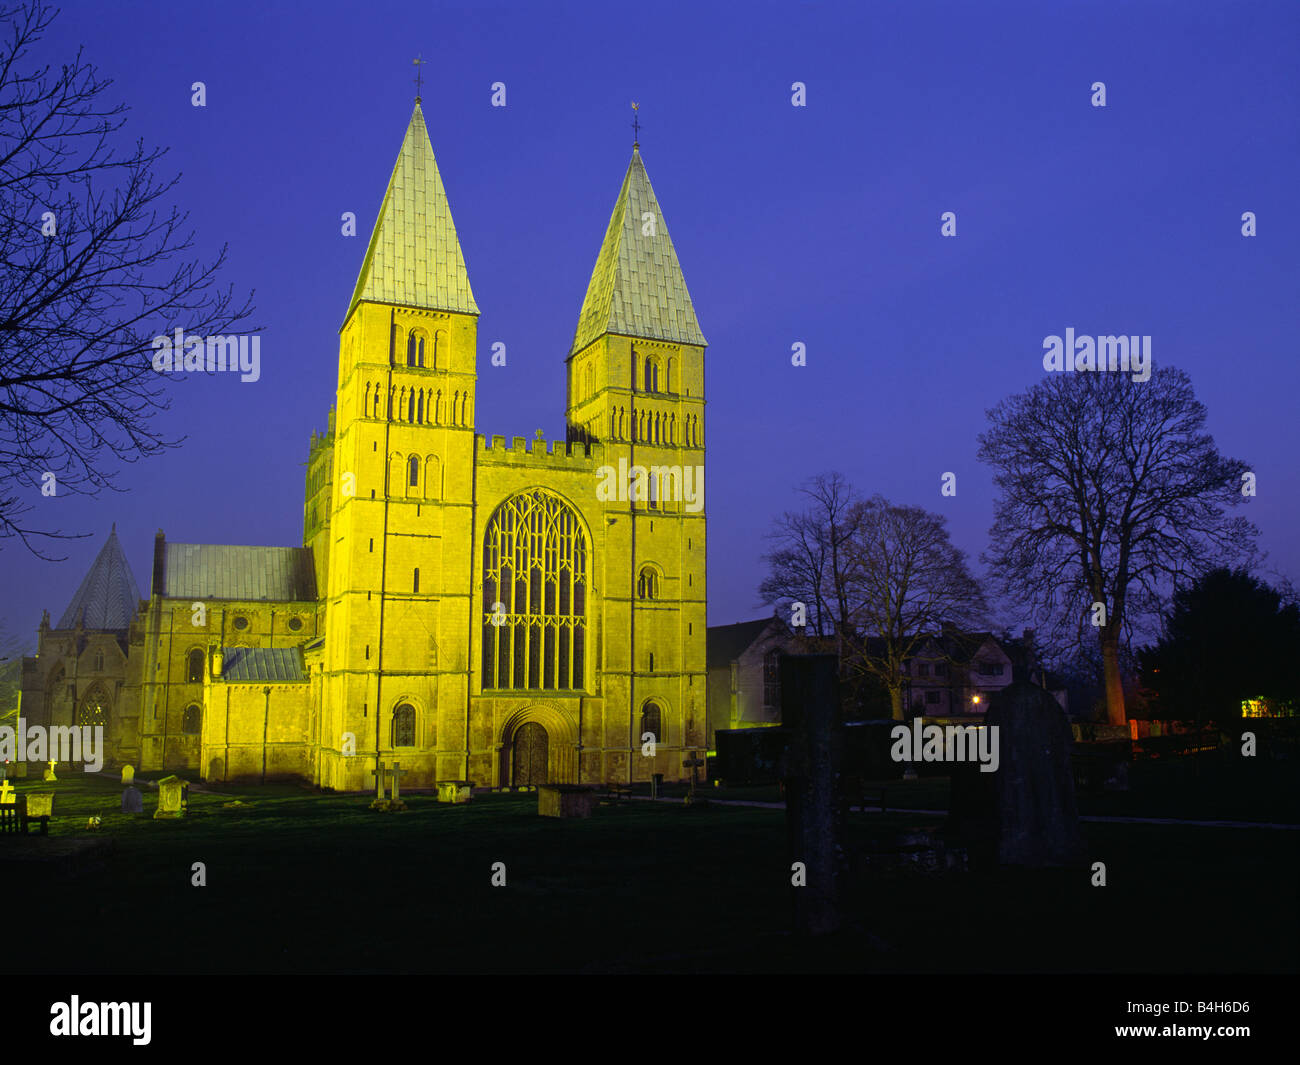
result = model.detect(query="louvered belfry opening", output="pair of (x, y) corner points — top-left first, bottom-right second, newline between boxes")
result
(481, 490), (586, 691)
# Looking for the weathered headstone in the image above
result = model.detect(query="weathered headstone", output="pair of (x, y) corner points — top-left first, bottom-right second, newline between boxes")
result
(26, 793), (54, 820)
(538, 784), (598, 818)
(947, 681), (1086, 868)
(121, 785), (143, 814)
(0, 780), (14, 804)
(436, 781), (472, 803)
(43, 760), (57, 782)
(153, 775), (186, 819)
(121, 764), (135, 786)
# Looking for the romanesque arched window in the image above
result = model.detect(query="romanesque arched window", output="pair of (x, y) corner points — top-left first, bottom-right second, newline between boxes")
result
(182, 704), (201, 734)
(392, 703), (415, 747)
(641, 702), (663, 746)
(481, 489), (587, 691)
(408, 455), (420, 488)
(406, 333), (420, 367)
(637, 566), (659, 600)
(644, 357), (658, 392)
(187, 648), (204, 683)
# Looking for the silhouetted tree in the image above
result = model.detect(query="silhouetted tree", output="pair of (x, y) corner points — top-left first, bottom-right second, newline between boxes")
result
(1139, 568), (1300, 728)
(0, 1), (254, 553)
(761, 478), (986, 719)
(978, 366), (1256, 726)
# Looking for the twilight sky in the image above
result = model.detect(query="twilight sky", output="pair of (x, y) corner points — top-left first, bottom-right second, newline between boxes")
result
(2, 0), (1297, 654)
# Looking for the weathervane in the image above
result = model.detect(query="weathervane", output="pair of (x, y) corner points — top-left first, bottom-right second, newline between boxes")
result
(413, 54), (427, 103)
(631, 101), (641, 149)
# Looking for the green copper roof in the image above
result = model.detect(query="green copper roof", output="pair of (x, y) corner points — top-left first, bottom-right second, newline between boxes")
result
(58, 526), (141, 630)
(347, 103), (478, 320)
(570, 149), (706, 356)
(161, 544), (317, 602)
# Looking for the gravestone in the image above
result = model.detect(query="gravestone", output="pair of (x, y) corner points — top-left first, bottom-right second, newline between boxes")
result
(538, 784), (598, 818)
(121, 764), (135, 786)
(682, 751), (707, 806)
(153, 775), (186, 819)
(947, 682), (1086, 868)
(780, 654), (844, 936)
(0, 780), (14, 804)
(121, 786), (143, 814)
(26, 793), (54, 820)
(436, 781), (472, 804)
(43, 760), (57, 782)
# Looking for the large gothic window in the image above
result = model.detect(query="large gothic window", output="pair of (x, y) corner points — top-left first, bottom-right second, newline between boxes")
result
(481, 489), (587, 691)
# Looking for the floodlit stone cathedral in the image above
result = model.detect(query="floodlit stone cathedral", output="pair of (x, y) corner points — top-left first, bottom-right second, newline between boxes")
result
(19, 101), (709, 790)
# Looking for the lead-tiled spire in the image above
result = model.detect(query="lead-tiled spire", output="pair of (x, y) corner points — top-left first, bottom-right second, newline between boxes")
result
(57, 527), (141, 631)
(347, 103), (478, 320)
(570, 149), (706, 356)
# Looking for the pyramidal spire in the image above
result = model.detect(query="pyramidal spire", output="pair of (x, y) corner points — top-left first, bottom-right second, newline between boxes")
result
(570, 149), (706, 356)
(347, 102), (478, 320)
(57, 527), (141, 630)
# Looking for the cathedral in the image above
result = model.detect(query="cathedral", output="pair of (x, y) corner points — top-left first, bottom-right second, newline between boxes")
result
(19, 100), (708, 791)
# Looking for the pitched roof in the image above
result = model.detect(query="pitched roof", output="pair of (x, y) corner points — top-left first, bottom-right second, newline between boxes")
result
(570, 149), (706, 356)
(160, 544), (317, 602)
(347, 103), (477, 320)
(707, 618), (786, 670)
(220, 646), (306, 683)
(57, 527), (141, 630)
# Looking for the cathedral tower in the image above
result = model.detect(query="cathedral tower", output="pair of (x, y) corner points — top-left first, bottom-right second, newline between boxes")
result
(319, 102), (479, 790)
(566, 145), (709, 771)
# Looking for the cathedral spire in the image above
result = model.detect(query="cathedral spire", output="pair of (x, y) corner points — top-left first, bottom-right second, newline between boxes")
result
(346, 102), (478, 322)
(570, 149), (705, 357)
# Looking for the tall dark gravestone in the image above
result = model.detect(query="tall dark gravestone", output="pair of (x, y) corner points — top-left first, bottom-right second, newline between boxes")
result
(948, 681), (1086, 868)
(780, 654), (843, 935)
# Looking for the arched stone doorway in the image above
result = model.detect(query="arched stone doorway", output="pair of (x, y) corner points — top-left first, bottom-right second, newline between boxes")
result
(511, 721), (549, 786)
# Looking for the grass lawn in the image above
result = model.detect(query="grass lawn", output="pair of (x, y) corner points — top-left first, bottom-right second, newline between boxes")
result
(3, 773), (1295, 973)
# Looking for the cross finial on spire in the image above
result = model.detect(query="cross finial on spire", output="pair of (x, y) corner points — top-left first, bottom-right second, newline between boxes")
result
(413, 54), (427, 103)
(631, 101), (641, 149)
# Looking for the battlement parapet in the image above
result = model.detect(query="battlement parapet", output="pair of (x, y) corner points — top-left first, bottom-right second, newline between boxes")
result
(476, 434), (602, 468)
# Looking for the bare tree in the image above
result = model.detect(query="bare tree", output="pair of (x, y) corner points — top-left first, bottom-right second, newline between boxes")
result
(0, 1), (254, 553)
(977, 365), (1256, 725)
(761, 478), (986, 719)
(840, 496), (986, 719)
(758, 472), (862, 640)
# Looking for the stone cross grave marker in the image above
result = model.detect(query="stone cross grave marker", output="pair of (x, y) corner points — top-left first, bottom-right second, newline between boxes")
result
(0, 780), (14, 804)
(682, 751), (704, 799)
(43, 760), (57, 782)
(369, 760), (390, 801)
(388, 761), (409, 804)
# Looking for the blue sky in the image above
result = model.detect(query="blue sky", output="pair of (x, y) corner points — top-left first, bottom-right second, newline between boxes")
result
(3, 0), (1297, 651)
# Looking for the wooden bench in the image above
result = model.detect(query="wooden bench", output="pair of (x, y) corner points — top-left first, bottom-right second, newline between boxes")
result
(839, 778), (888, 814)
(0, 798), (50, 836)
(601, 783), (633, 804)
